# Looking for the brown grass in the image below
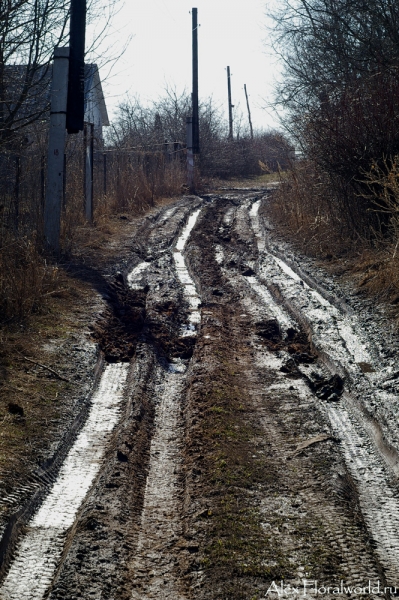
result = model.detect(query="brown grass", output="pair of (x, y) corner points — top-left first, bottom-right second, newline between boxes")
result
(0, 236), (60, 324)
(270, 159), (399, 320)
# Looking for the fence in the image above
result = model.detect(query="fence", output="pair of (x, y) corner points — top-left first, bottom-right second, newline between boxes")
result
(0, 138), (187, 251)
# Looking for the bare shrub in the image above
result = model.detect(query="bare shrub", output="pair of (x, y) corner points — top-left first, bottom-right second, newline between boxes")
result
(0, 236), (58, 323)
(360, 155), (399, 248)
(111, 92), (293, 183)
(271, 160), (355, 256)
(270, 0), (399, 243)
(102, 150), (185, 213)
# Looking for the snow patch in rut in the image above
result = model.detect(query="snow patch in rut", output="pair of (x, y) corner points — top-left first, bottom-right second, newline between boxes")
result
(174, 208), (202, 336)
(0, 363), (129, 600)
(127, 261), (150, 290)
(247, 197), (399, 585)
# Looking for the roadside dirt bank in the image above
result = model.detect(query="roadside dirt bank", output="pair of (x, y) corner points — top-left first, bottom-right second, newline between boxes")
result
(1, 186), (399, 599)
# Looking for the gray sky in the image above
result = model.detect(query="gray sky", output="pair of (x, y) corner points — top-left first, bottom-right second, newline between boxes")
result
(88, 0), (281, 132)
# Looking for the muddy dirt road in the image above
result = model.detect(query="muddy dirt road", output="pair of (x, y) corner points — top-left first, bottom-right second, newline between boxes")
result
(1, 189), (399, 600)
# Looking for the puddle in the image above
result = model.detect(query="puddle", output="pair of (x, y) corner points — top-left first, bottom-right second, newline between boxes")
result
(0, 363), (129, 600)
(357, 361), (375, 373)
(173, 209), (202, 336)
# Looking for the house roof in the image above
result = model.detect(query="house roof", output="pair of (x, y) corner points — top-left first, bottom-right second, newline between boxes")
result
(3, 60), (109, 130)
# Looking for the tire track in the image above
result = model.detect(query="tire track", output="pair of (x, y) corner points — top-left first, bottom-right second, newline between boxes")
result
(0, 363), (129, 600)
(130, 365), (188, 600)
(243, 195), (399, 588)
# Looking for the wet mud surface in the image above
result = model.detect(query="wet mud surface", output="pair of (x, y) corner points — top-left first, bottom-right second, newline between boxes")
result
(1, 191), (399, 599)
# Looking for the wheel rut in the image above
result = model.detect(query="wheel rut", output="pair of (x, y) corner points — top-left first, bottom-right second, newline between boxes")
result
(1, 192), (399, 599)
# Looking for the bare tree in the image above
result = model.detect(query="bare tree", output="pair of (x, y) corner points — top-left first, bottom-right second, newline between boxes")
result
(0, 0), (70, 145)
(269, 0), (399, 237)
(0, 0), (124, 147)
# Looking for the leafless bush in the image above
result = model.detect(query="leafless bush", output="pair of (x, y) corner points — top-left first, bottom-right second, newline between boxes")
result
(0, 235), (59, 323)
(360, 155), (399, 248)
(270, 0), (399, 243)
(102, 150), (185, 213)
(111, 91), (293, 182)
(271, 160), (355, 255)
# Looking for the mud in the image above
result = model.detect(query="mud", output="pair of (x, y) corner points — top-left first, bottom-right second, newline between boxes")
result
(1, 190), (399, 599)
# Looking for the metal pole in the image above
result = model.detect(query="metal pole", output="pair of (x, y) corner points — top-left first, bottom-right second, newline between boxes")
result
(83, 123), (87, 210)
(227, 66), (233, 139)
(90, 123), (94, 218)
(40, 155), (45, 206)
(62, 153), (67, 209)
(44, 46), (69, 253)
(192, 8), (200, 154)
(244, 84), (253, 139)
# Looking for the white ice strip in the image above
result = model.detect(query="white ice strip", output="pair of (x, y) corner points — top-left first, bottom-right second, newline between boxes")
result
(246, 276), (294, 331)
(173, 209), (202, 335)
(127, 261), (150, 290)
(175, 209), (202, 251)
(249, 199), (261, 218)
(131, 368), (187, 599)
(249, 199), (265, 252)
(215, 245), (224, 265)
(159, 206), (178, 223)
(0, 363), (129, 600)
(273, 255), (302, 282)
(0, 528), (66, 600)
(327, 403), (399, 585)
(248, 200), (372, 366)
(249, 200), (399, 582)
(273, 256), (332, 310)
(223, 206), (235, 226)
(214, 243), (295, 333)
(259, 257), (372, 365)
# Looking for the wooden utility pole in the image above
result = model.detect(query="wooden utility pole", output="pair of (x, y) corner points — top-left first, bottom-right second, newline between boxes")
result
(67, 0), (87, 134)
(186, 116), (195, 191)
(44, 47), (69, 253)
(227, 66), (233, 139)
(244, 84), (253, 139)
(192, 8), (199, 154)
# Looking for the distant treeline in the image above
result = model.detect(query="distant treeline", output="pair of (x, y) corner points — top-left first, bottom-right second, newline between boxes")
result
(108, 89), (294, 180)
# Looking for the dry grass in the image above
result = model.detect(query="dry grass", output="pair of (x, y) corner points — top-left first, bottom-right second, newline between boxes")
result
(203, 171), (283, 191)
(270, 161), (352, 257)
(0, 271), (94, 490)
(270, 159), (399, 320)
(0, 236), (60, 324)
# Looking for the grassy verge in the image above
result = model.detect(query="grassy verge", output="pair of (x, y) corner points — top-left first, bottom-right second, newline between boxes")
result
(202, 171), (283, 191)
(270, 162), (399, 321)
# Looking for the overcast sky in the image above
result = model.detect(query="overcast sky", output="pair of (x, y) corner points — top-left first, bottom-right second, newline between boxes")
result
(88, 0), (281, 132)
